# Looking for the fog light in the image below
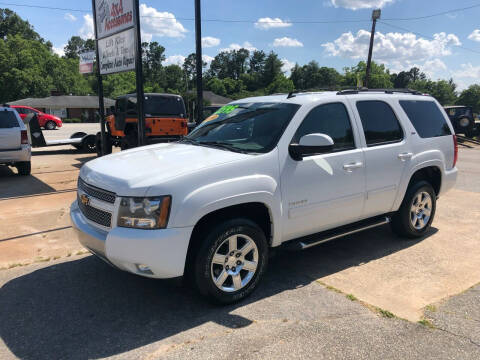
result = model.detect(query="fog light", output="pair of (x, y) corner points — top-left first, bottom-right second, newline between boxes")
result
(136, 264), (153, 275)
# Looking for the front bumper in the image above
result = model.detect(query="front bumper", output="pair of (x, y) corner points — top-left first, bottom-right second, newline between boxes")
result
(70, 201), (193, 278)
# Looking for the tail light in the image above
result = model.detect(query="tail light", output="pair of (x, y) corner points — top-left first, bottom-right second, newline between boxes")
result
(453, 135), (458, 168)
(21, 130), (29, 145)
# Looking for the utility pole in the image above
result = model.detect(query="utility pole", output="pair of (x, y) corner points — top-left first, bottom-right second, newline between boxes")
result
(91, 0), (106, 156)
(365, 9), (381, 89)
(194, 0), (203, 124)
(134, 0), (146, 146)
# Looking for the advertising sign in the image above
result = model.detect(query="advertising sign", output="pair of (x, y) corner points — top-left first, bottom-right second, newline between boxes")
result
(98, 27), (136, 75)
(79, 51), (96, 74)
(95, 0), (135, 39)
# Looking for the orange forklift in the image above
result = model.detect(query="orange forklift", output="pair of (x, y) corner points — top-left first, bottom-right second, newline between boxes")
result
(97, 93), (188, 154)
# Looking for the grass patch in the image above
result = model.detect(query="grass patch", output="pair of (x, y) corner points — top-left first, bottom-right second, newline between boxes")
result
(377, 308), (396, 318)
(346, 294), (358, 301)
(418, 319), (435, 329)
(425, 304), (437, 313)
(8, 263), (24, 269)
(34, 257), (51, 263)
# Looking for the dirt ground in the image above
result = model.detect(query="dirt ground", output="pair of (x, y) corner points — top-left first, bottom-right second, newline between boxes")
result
(0, 128), (479, 324)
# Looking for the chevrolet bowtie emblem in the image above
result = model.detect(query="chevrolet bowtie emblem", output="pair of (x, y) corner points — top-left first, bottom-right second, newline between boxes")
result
(80, 194), (90, 206)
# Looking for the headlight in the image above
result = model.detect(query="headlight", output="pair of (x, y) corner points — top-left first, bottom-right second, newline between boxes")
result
(117, 196), (171, 229)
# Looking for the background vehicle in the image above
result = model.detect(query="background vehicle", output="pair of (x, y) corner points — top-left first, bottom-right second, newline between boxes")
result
(11, 105), (63, 130)
(0, 106), (31, 175)
(99, 93), (188, 153)
(444, 105), (477, 138)
(71, 89), (457, 304)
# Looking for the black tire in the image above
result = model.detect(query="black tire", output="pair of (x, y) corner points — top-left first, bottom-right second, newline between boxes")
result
(120, 130), (138, 150)
(81, 135), (97, 153)
(464, 127), (474, 138)
(45, 121), (56, 130)
(192, 218), (268, 304)
(391, 180), (436, 239)
(95, 132), (112, 156)
(16, 161), (31, 176)
(71, 132), (87, 150)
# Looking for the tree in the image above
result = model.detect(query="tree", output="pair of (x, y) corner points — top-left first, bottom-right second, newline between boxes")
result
(266, 75), (294, 94)
(0, 8), (43, 42)
(164, 64), (185, 92)
(64, 36), (95, 59)
(457, 84), (480, 112)
(410, 79), (457, 105)
(263, 52), (283, 87)
(343, 61), (393, 89)
(206, 78), (227, 96)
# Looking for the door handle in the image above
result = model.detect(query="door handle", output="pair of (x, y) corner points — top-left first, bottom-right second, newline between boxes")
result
(398, 152), (413, 161)
(343, 162), (364, 172)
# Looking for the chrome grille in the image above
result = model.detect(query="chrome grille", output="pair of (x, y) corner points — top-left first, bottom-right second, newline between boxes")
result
(78, 177), (116, 204)
(78, 194), (112, 228)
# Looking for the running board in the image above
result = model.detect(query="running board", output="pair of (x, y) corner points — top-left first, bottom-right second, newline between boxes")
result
(284, 216), (391, 251)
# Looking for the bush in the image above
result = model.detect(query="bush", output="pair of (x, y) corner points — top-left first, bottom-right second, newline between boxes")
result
(63, 118), (81, 123)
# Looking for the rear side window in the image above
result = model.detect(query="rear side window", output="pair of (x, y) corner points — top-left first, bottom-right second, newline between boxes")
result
(292, 103), (355, 152)
(0, 111), (20, 128)
(400, 101), (452, 138)
(356, 101), (403, 147)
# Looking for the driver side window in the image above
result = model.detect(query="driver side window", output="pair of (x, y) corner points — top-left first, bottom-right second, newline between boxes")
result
(292, 102), (355, 152)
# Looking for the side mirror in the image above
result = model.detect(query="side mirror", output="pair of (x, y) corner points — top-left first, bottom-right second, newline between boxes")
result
(289, 133), (334, 161)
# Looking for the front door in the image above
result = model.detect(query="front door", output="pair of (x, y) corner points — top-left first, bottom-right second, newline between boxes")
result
(281, 102), (366, 241)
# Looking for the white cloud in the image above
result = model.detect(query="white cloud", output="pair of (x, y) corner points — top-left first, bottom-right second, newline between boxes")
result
(468, 29), (480, 42)
(140, 4), (187, 39)
(79, 14), (94, 39)
(323, 30), (461, 69)
(273, 37), (303, 47)
(202, 36), (220, 48)
(163, 55), (186, 66)
(203, 55), (214, 66)
(330, 0), (394, 10)
(52, 45), (65, 57)
(281, 59), (295, 75)
(141, 31), (153, 43)
(453, 63), (480, 79)
(64, 13), (77, 22)
(254, 17), (292, 30)
(220, 41), (257, 52)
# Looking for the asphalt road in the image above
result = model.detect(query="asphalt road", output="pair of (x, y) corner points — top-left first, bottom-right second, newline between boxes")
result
(0, 254), (479, 360)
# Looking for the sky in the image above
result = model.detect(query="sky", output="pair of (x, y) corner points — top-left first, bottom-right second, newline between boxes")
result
(4, 0), (480, 90)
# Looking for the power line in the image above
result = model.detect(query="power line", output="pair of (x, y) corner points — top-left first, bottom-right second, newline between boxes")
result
(378, 20), (480, 55)
(383, 2), (480, 21)
(0, 2), (368, 24)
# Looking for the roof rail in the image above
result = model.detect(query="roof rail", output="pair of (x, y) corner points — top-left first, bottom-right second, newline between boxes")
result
(337, 88), (424, 96)
(2, 104), (10, 107)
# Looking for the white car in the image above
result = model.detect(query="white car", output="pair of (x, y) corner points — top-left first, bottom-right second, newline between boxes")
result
(71, 90), (458, 303)
(0, 106), (31, 175)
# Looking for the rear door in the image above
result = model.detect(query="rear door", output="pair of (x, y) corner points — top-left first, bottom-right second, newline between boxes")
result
(0, 110), (21, 151)
(349, 98), (411, 217)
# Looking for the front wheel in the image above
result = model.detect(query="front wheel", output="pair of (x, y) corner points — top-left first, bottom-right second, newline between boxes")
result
(45, 121), (56, 130)
(391, 181), (436, 239)
(193, 219), (268, 304)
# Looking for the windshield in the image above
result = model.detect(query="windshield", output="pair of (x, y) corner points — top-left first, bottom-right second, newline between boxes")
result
(186, 102), (300, 153)
(125, 95), (186, 117)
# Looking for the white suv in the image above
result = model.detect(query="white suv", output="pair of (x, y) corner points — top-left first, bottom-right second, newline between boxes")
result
(71, 90), (458, 303)
(0, 106), (31, 175)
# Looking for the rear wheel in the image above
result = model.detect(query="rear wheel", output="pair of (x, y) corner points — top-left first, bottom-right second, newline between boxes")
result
(192, 219), (268, 304)
(45, 121), (56, 130)
(15, 161), (31, 176)
(81, 135), (96, 153)
(391, 181), (436, 239)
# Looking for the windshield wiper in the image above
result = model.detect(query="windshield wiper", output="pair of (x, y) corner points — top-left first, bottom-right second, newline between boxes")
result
(196, 141), (249, 154)
(179, 138), (200, 145)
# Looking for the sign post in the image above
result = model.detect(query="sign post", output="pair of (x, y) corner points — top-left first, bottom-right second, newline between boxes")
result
(91, 0), (107, 156)
(91, 0), (145, 153)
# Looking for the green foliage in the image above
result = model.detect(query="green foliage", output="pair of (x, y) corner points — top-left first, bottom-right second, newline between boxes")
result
(0, 8), (44, 42)
(64, 36), (95, 59)
(344, 61), (393, 89)
(291, 61), (342, 90)
(266, 75), (294, 94)
(410, 79), (457, 105)
(457, 84), (480, 112)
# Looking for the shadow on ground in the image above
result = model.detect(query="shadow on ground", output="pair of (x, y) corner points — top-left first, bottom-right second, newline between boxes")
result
(0, 225), (435, 359)
(0, 165), (56, 199)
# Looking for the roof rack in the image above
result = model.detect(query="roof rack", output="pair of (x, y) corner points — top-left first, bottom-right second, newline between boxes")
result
(337, 88), (424, 95)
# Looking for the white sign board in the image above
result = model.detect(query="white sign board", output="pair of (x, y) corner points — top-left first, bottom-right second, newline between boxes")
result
(95, 0), (135, 39)
(79, 51), (96, 74)
(98, 27), (136, 75)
